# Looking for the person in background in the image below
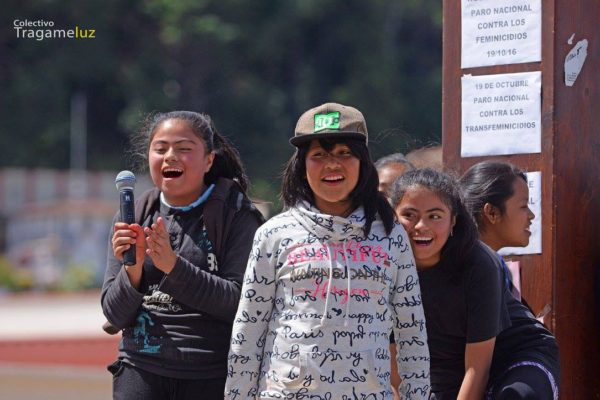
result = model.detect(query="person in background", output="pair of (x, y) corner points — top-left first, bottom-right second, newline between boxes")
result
(225, 102), (430, 399)
(101, 111), (263, 400)
(375, 152), (415, 400)
(391, 168), (559, 400)
(375, 152), (415, 200)
(459, 161), (531, 298)
(459, 160), (560, 398)
(406, 144), (443, 171)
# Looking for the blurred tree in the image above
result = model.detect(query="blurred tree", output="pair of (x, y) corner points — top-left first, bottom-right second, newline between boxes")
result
(1, 0), (441, 209)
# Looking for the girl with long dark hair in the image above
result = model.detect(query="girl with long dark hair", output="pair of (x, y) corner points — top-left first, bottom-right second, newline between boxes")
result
(102, 111), (263, 399)
(460, 161), (559, 399)
(225, 103), (430, 399)
(391, 168), (558, 399)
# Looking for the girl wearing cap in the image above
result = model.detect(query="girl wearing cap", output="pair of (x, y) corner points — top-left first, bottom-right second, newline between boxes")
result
(225, 103), (430, 399)
(390, 168), (558, 400)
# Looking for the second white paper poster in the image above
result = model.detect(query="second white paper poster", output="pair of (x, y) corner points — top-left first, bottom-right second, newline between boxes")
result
(461, 71), (541, 157)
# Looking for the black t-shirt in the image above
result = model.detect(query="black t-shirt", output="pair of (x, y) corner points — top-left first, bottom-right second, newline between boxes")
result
(418, 241), (559, 396)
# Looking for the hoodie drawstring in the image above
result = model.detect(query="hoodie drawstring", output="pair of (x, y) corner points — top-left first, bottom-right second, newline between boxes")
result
(317, 239), (352, 328)
(343, 238), (351, 328)
(318, 243), (335, 328)
(291, 203), (365, 329)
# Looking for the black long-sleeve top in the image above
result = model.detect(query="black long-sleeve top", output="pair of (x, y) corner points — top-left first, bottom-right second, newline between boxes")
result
(101, 185), (262, 379)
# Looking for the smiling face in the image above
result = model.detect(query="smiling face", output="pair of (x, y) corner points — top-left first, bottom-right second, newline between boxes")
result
(482, 177), (534, 251)
(148, 119), (215, 206)
(395, 185), (456, 269)
(305, 139), (360, 217)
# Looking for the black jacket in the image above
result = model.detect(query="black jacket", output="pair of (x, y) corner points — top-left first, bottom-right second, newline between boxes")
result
(101, 178), (263, 379)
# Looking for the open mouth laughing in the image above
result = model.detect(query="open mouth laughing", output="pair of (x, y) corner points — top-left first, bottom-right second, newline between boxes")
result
(322, 174), (344, 184)
(412, 236), (434, 246)
(162, 168), (183, 178)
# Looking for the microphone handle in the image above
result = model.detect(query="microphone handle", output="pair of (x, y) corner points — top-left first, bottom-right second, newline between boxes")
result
(119, 188), (136, 266)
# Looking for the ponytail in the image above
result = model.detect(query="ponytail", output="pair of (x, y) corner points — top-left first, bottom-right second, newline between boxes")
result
(204, 122), (249, 193)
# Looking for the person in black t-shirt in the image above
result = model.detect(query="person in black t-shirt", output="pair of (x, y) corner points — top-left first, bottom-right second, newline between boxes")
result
(460, 161), (559, 399)
(391, 168), (559, 400)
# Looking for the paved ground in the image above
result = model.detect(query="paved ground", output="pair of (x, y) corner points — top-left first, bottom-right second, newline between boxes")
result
(0, 290), (119, 399)
(0, 363), (112, 400)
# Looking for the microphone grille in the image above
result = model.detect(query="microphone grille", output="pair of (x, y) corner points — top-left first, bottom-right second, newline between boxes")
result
(115, 170), (136, 191)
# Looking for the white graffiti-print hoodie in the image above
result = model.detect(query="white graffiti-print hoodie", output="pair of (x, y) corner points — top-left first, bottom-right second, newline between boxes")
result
(225, 202), (430, 399)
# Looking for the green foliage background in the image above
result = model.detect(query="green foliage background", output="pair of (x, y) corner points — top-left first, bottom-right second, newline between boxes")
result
(2, 0), (442, 208)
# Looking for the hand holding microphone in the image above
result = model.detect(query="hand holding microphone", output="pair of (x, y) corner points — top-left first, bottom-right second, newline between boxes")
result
(114, 171), (177, 275)
(104, 170), (141, 335)
(113, 171), (146, 288)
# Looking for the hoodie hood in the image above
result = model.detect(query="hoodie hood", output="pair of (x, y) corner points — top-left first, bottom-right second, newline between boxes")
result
(290, 200), (366, 242)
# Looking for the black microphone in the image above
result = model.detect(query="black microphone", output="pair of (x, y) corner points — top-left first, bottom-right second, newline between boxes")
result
(115, 170), (137, 266)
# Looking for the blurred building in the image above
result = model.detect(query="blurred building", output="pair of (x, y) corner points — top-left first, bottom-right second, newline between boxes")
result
(0, 168), (152, 289)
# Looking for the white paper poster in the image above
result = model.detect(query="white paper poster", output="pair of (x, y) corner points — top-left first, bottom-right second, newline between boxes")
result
(461, 71), (541, 157)
(499, 171), (542, 255)
(461, 0), (542, 68)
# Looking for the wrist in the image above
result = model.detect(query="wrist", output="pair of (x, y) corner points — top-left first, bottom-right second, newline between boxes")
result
(161, 256), (178, 274)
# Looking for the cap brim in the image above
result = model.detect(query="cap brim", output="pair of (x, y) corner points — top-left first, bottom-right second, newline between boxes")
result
(289, 131), (366, 147)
